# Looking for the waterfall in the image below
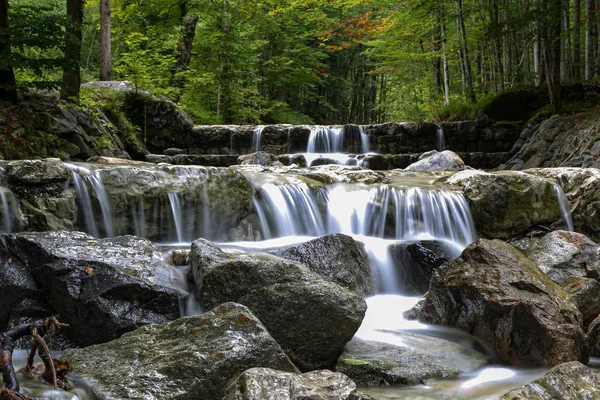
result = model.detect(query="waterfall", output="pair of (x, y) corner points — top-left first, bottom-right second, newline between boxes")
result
(252, 126), (264, 152)
(437, 126), (446, 151)
(168, 193), (185, 243)
(84, 173), (115, 237)
(0, 187), (17, 234)
(306, 125), (369, 154)
(554, 185), (574, 231)
(253, 183), (326, 238)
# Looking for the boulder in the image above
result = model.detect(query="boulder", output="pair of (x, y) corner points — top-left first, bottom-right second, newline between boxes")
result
(405, 150), (466, 172)
(2, 231), (184, 346)
(443, 170), (561, 238)
(524, 230), (600, 284)
(5, 158), (70, 184)
(191, 239), (367, 371)
(561, 277), (600, 330)
(238, 151), (280, 166)
(414, 239), (588, 367)
(145, 154), (173, 164)
(270, 234), (372, 297)
(388, 240), (458, 295)
(500, 361), (600, 400)
(62, 303), (298, 400)
(525, 168), (600, 240)
(86, 156), (147, 165)
(586, 315), (600, 357)
(225, 368), (366, 400)
(336, 333), (489, 387)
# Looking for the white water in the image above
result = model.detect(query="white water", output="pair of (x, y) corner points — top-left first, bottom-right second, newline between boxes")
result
(437, 126), (446, 151)
(303, 125), (370, 167)
(252, 126), (264, 152)
(554, 185), (574, 231)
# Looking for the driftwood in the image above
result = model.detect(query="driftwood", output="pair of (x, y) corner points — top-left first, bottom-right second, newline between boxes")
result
(0, 317), (69, 400)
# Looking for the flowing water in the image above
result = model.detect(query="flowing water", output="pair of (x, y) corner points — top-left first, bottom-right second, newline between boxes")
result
(437, 126), (446, 151)
(554, 184), (574, 231)
(302, 125), (371, 167)
(0, 160), (581, 399)
(252, 126), (264, 152)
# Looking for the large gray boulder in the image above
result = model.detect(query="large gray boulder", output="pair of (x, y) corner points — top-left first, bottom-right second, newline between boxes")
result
(500, 361), (600, 399)
(443, 171), (561, 239)
(62, 303), (299, 400)
(586, 315), (600, 357)
(405, 150), (466, 172)
(191, 239), (367, 371)
(336, 333), (489, 387)
(225, 368), (366, 400)
(560, 277), (600, 330)
(524, 230), (600, 284)
(388, 240), (458, 295)
(414, 239), (588, 367)
(1, 231), (183, 346)
(525, 168), (600, 240)
(269, 234), (372, 297)
(5, 158), (70, 184)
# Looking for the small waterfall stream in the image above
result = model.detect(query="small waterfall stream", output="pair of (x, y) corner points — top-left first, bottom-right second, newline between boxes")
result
(303, 125), (370, 167)
(437, 126), (446, 151)
(252, 126), (264, 152)
(554, 185), (574, 231)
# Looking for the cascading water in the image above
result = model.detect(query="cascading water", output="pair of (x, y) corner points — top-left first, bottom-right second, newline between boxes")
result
(252, 126), (264, 152)
(437, 126), (446, 151)
(0, 167), (17, 233)
(554, 184), (574, 231)
(303, 125), (370, 167)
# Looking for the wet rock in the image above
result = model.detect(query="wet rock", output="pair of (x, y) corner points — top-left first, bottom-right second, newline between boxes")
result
(2, 231), (183, 346)
(172, 249), (189, 266)
(172, 154), (240, 167)
(388, 240), (458, 295)
(499, 361), (600, 399)
(191, 239), (367, 371)
(93, 165), (253, 240)
(238, 151), (280, 166)
(164, 147), (186, 156)
(17, 190), (76, 232)
(405, 150), (466, 172)
(524, 230), (600, 284)
(5, 158), (70, 184)
(62, 303), (298, 400)
(414, 239), (588, 367)
(305, 165), (386, 184)
(586, 315), (600, 356)
(277, 154), (307, 168)
(270, 234), (372, 297)
(336, 333), (489, 387)
(561, 277), (600, 330)
(225, 368), (366, 400)
(145, 154), (173, 164)
(444, 170), (560, 239)
(526, 168), (600, 240)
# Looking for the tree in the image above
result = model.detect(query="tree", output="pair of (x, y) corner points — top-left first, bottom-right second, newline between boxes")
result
(99, 0), (112, 81)
(541, 0), (562, 113)
(0, 0), (17, 102)
(573, 0), (581, 80)
(585, 0), (596, 79)
(62, 0), (85, 101)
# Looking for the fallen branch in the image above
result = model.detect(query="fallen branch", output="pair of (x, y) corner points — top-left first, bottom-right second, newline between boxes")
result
(0, 317), (69, 399)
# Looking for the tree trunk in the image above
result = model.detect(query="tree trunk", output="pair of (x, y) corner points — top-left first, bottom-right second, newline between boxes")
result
(573, 0), (581, 79)
(542, 0), (562, 113)
(585, 0), (595, 79)
(0, 0), (17, 102)
(171, 14), (199, 94)
(561, 0), (571, 81)
(440, 15), (451, 105)
(62, 0), (84, 101)
(99, 0), (112, 81)
(456, 0), (476, 102)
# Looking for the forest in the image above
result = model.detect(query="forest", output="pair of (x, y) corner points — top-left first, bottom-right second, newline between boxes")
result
(0, 0), (599, 125)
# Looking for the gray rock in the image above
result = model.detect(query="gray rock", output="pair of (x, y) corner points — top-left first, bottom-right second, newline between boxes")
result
(2, 231), (183, 346)
(524, 230), (600, 284)
(444, 170), (561, 239)
(5, 158), (70, 184)
(238, 151), (279, 166)
(415, 239), (588, 367)
(62, 303), (298, 400)
(191, 239), (367, 371)
(270, 234), (372, 297)
(225, 368), (366, 400)
(561, 277), (600, 330)
(586, 315), (600, 357)
(405, 151), (466, 172)
(145, 154), (173, 164)
(388, 240), (458, 295)
(500, 361), (600, 399)
(336, 333), (490, 387)
(164, 148), (186, 156)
